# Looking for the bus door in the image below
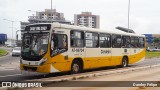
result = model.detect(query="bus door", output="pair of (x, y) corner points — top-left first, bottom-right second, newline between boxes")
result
(50, 32), (69, 71)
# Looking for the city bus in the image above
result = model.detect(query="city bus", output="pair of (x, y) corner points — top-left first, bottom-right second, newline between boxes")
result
(20, 23), (146, 74)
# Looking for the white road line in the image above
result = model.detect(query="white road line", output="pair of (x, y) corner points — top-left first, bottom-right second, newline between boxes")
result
(0, 66), (19, 72)
(0, 69), (15, 71)
(0, 74), (22, 78)
(0, 67), (18, 70)
(0, 66), (18, 69)
(0, 65), (19, 68)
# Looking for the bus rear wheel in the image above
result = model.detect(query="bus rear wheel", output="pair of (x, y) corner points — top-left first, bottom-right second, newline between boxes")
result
(121, 57), (128, 67)
(71, 61), (82, 74)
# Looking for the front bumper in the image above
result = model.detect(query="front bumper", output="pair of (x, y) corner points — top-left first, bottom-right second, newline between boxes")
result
(12, 53), (21, 56)
(20, 64), (51, 73)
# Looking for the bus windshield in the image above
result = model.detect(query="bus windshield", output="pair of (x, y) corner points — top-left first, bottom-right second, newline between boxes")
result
(21, 33), (49, 59)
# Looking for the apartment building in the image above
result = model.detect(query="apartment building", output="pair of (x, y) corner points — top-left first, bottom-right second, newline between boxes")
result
(74, 12), (100, 28)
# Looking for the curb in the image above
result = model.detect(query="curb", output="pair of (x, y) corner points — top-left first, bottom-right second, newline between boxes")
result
(1, 64), (160, 90)
(31, 64), (160, 82)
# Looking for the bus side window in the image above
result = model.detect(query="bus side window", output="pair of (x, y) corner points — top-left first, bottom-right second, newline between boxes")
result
(70, 30), (84, 47)
(135, 37), (139, 48)
(122, 36), (131, 48)
(130, 37), (139, 48)
(99, 33), (111, 48)
(139, 37), (144, 48)
(112, 35), (122, 48)
(85, 32), (99, 48)
(131, 37), (135, 48)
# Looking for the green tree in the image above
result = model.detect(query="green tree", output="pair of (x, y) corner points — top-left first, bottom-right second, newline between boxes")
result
(153, 38), (160, 43)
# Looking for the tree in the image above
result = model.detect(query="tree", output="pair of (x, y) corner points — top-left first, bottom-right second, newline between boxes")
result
(153, 38), (160, 43)
(152, 38), (160, 48)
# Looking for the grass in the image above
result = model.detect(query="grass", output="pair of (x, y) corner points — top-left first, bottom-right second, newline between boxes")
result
(0, 49), (8, 57)
(0, 48), (159, 58)
(146, 51), (160, 58)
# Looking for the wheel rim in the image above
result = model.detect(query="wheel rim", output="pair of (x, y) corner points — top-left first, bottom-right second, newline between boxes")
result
(123, 59), (127, 67)
(72, 64), (79, 73)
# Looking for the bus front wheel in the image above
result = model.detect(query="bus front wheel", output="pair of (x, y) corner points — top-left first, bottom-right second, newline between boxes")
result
(121, 57), (128, 67)
(71, 61), (82, 74)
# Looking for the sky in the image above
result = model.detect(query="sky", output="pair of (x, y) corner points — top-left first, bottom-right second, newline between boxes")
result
(0, 0), (160, 39)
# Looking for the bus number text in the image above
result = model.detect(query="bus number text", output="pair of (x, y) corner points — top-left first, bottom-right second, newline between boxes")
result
(101, 50), (111, 54)
(72, 48), (84, 52)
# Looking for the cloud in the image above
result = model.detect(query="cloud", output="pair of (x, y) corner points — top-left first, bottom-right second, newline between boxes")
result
(0, 0), (160, 39)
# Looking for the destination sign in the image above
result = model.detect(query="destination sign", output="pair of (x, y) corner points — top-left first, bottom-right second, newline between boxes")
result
(30, 26), (47, 31)
(25, 24), (51, 31)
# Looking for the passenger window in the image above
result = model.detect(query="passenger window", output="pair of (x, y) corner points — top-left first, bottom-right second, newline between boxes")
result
(131, 37), (135, 48)
(122, 36), (130, 48)
(85, 32), (99, 48)
(99, 33), (111, 48)
(135, 37), (139, 48)
(51, 33), (68, 56)
(139, 37), (145, 48)
(112, 35), (122, 48)
(70, 30), (84, 47)
(131, 37), (139, 48)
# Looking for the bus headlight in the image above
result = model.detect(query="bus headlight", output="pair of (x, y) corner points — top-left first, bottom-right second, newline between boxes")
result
(39, 58), (47, 66)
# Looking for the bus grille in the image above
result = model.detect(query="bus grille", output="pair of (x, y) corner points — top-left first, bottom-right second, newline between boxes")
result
(23, 66), (37, 71)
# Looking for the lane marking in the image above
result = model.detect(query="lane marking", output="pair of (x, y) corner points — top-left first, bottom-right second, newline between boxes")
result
(0, 66), (18, 69)
(0, 74), (22, 78)
(0, 66), (19, 71)
(0, 69), (15, 71)
(0, 65), (19, 67)
(0, 67), (19, 71)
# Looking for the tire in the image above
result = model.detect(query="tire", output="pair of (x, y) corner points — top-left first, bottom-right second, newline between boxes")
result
(121, 57), (128, 68)
(71, 61), (82, 74)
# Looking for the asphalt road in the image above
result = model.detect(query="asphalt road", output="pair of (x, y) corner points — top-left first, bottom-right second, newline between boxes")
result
(28, 65), (160, 90)
(0, 47), (160, 81)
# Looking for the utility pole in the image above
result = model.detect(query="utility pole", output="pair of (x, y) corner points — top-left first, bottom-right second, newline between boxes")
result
(3, 19), (14, 44)
(128, 0), (130, 30)
(16, 30), (21, 46)
(51, 0), (53, 23)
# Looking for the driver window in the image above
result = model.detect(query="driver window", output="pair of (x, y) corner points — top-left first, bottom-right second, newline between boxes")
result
(51, 33), (68, 56)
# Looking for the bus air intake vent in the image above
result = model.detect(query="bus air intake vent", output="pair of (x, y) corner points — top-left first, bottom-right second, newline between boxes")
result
(23, 66), (37, 71)
(116, 26), (135, 34)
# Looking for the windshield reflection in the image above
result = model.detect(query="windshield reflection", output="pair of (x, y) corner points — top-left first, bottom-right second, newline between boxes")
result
(22, 33), (49, 57)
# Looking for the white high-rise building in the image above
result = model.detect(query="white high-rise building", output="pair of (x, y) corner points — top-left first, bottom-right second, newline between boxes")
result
(21, 9), (71, 31)
(74, 12), (100, 28)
